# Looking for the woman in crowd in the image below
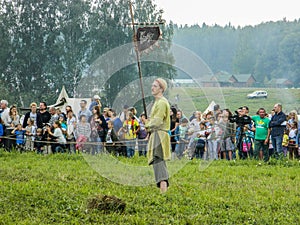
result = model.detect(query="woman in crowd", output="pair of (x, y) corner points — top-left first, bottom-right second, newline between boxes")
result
(8, 105), (20, 127)
(90, 105), (107, 154)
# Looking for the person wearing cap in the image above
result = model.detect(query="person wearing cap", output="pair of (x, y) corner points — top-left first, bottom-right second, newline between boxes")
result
(145, 78), (171, 193)
(89, 95), (102, 111)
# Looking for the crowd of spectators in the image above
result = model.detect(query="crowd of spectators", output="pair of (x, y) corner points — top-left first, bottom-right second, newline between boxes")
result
(0, 96), (299, 161)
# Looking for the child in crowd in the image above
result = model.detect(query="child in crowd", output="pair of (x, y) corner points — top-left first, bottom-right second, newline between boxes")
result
(43, 123), (52, 154)
(105, 120), (119, 155)
(34, 128), (45, 154)
(282, 129), (289, 157)
(137, 113), (148, 157)
(194, 121), (207, 159)
(175, 118), (189, 159)
(268, 136), (274, 158)
(25, 118), (36, 151)
(242, 125), (254, 158)
(288, 121), (298, 159)
(119, 112), (139, 158)
(47, 121), (67, 153)
(11, 123), (26, 151)
(75, 115), (91, 152)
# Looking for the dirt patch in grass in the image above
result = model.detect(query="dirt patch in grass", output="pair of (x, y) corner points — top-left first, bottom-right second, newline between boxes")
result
(87, 195), (126, 214)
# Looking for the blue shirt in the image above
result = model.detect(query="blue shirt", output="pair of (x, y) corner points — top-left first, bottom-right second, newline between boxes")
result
(0, 124), (3, 137)
(15, 130), (26, 145)
(269, 111), (286, 137)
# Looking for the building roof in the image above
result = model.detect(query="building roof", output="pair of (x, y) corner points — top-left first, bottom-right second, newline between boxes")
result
(234, 74), (256, 83)
(269, 78), (292, 85)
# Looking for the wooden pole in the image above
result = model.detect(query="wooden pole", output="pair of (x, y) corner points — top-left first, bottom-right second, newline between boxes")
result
(129, 0), (148, 118)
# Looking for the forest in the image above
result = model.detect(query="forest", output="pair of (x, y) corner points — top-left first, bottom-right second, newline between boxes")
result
(0, 0), (175, 107)
(173, 20), (300, 85)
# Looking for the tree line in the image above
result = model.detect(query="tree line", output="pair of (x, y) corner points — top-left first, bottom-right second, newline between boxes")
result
(0, 0), (175, 109)
(173, 19), (300, 86)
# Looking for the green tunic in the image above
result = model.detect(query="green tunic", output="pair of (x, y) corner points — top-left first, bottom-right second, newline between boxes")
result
(146, 96), (171, 165)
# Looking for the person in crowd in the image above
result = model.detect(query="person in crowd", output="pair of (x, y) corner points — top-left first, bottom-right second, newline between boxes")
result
(78, 100), (92, 122)
(282, 129), (289, 157)
(75, 115), (91, 152)
(48, 106), (59, 126)
(145, 78), (171, 193)
(287, 111), (298, 125)
(89, 95), (102, 111)
(65, 105), (76, 121)
(119, 111), (139, 158)
(189, 111), (196, 122)
(24, 118), (36, 151)
(1, 100), (11, 150)
(251, 108), (270, 161)
(206, 117), (219, 160)
(47, 120), (67, 153)
(241, 125), (254, 157)
(66, 110), (76, 153)
(176, 109), (187, 124)
(174, 117), (189, 159)
(194, 121), (207, 159)
(137, 113), (148, 157)
(269, 103), (286, 159)
(213, 104), (221, 118)
(11, 123), (26, 151)
(8, 105), (20, 128)
(22, 102), (43, 129)
(43, 123), (52, 154)
(1, 100), (10, 127)
(119, 104), (129, 123)
(39, 101), (51, 125)
(90, 105), (107, 154)
(102, 107), (111, 122)
(0, 118), (3, 142)
(108, 108), (123, 135)
(105, 120), (119, 155)
(58, 114), (67, 137)
(219, 110), (235, 160)
(187, 111), (202, 159)
(35, 128), (45, 154)
(288, 121), (298, 159)
(170, 106), (179, 154)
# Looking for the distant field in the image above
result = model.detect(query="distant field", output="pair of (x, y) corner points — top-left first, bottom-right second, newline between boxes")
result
(0, 151), (299, 224)
(168, 87), (300, 116)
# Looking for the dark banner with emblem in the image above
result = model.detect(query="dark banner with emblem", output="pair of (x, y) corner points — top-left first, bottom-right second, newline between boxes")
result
(136, 27), (161, 52)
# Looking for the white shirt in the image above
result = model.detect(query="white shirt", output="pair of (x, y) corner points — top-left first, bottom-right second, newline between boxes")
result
(53, 128), (66, 144)
(1, 108), (10, 127)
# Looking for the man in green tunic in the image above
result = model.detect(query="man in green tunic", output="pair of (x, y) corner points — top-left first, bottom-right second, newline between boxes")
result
(146, 78), (171, 193)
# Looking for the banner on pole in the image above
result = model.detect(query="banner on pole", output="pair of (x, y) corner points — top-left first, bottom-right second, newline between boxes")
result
(136, 27), (161, 52)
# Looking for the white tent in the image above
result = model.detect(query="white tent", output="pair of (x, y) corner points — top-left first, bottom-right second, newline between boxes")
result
(50, 86), (92, 116)
(203, 100), (216, 114)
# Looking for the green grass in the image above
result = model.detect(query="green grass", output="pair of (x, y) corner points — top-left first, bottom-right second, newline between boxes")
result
(168, 87), (300, 116)
(0, 150), (299, 224)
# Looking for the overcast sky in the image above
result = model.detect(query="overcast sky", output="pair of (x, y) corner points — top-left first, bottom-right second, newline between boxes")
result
(154, 0), (300, 27)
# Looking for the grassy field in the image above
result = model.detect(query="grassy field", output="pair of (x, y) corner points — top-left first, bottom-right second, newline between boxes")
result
(168, 87), (300, 116)
(0, 150), (299, 224)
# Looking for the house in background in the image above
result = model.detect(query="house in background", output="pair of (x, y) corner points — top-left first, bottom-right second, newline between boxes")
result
(268, 78), (293, 88)
(233, 74), (257, 87)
